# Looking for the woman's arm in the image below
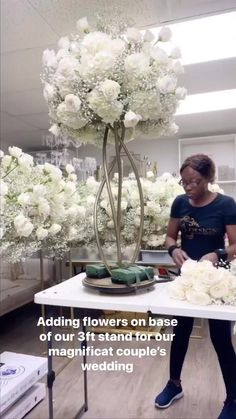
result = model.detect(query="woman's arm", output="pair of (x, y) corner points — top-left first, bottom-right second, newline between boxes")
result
(200, 225), (236, 263)
(225, 225), (236, 261)
(166, 218), (189, 267)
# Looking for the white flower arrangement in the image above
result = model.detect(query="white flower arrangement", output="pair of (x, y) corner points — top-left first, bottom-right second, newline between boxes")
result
(0, 147), (80, 262)
(67, 173), (183, 251)
(64, 174), (225, 252)
(169, 259), (236, 306)
(42, 15), (186, 146)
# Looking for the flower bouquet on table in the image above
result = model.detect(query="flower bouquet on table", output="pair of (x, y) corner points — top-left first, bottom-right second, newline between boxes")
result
(0, 147), (80, 263)
(42, 13), (187, 288)
(168, 259), (236, 306)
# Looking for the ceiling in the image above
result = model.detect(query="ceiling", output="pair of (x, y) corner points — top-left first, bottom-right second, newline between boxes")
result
(1, 0), (236, 151)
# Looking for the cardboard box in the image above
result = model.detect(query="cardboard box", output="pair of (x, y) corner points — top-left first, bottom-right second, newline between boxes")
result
(0, 352), (47, 414)
(1, 382), (46, 419)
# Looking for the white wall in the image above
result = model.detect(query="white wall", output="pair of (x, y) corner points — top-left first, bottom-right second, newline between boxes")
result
(76, 136), (180, 176)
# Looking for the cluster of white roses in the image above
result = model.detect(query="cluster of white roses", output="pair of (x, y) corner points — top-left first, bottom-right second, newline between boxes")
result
(42, 16), (186, 146)
(0, 147), (81, 262)
(71, 173), (184, 250)
(169, 259), (236, 306)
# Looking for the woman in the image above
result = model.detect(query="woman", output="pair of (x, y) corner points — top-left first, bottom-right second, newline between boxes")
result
(155, 154), (236, 419)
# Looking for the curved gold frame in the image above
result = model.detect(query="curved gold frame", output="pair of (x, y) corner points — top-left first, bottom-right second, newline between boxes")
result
(93, 124), (144, 273)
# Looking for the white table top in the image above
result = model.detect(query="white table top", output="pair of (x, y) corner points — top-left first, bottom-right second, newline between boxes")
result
(34, 273), (236, 321)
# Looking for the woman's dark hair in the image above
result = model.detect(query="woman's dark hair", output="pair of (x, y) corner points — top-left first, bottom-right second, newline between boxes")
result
(180, 154), (215, 182)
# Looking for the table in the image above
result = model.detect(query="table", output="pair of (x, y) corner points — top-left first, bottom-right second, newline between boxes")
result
(34, 273), (236, 418)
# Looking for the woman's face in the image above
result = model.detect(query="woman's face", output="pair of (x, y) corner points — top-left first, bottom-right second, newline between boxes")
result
(180, 166), (209, 200)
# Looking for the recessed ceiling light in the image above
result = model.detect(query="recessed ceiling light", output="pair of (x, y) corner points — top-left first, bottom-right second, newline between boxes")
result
(149, 11), (236, 65)
(176, 89), (236, 115)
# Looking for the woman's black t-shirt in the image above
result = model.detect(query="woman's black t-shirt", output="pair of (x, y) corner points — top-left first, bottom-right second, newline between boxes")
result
(170, 193), (236, 260)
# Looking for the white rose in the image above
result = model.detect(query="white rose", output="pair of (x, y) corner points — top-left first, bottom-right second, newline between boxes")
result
(56, 102), (87, 129)
(107, 220), (114, 229)
(166, 123), (179, 135)
(143, 30), (155, 42)
(33, 185), (46, 195)
(0, 150), (4, 158)
(185, 289), (211, 305)
(125, 53), (150, 75)
(100, 79), (120, 101)
(18, 193), (31, 206)
(146, 171), (154, 179)
(68, 173), (77, 182)
(44, 163), (62, 180)
(172, 60), (184, 75)
(76, 17), (89, 33)
(36, 227), (48, 240)
(175, 87), (187, 100)
(2, 155), (12, 170)
(64, 181), (76, 194)
(49, 124), (60, 137)
(158, 26), (172, 42)
(38, 198), (50, 217)
(126, 27), (142, 43)
(169, 281), (186, 300)
(129, 172), (135, 180)
(42, 49), (57, 68)
(8, 146), (22, 158)
(58, 36), (70, 49)
(81, 32), (111, 55)
(151, 46), (168, 63)
(121, 200), (128, 211)
(158, 75), (177, 93)
(65, 164), (75, 174)
(65, 94), (81, 112)
(56, 48), (69, 61)
(14, 214), (34, 237)
(68, 226), (78, 241)
(181, 259), (198, 275)
(56, 56), (77, 78)
(124, 110), (141, 128)
(100, 199), (108, 210)
(0, 180), (8, 196)
(49, 223), (61, 235)
(170, 46), (182, 59)
(18, 153), (34, 168)
(209, 280), (230, 300)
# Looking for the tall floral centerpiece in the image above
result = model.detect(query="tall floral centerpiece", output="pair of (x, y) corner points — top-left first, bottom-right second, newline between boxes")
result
(42, 16), (186, 272)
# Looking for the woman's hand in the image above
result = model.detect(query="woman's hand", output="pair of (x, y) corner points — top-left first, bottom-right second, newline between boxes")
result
(171, 248), (189, 268)
(199, 252), (218, 264)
